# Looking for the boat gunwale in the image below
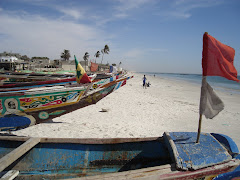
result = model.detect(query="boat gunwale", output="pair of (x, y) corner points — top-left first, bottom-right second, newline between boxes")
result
(0, 136), (164, 144)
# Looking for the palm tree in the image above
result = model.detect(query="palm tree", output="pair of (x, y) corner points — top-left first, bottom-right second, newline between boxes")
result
(94, 51), (100, 63)
(101, 45), (110, 64)
(83, 52), (89, 70)
(61, 50), (71, 61)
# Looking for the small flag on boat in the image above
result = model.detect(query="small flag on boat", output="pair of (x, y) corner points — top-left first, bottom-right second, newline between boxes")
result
(90, 62), (98, 72)
(74, 55), (91, 84)
(200, 33), (238, 119)
(202, 32), (239, 82)
(196, 32), (239, 142)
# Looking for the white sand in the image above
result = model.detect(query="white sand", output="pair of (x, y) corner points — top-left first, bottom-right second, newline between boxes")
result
(11, 73), (240, 148)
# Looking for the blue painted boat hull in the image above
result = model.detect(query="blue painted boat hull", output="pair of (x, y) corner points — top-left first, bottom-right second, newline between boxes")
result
(0, 132), (239, 179)
(0, 137), (170, 179)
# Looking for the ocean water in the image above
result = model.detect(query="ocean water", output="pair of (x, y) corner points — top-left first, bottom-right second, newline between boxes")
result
(142, 72), (240, 94)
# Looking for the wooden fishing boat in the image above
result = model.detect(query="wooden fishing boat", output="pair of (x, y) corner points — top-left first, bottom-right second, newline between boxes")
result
(0, 76), (130, 131)
(0, 85), (87, 131)
(0, 77), (77, 90)
(0, 71), (75, 82)
(0, 132), (239, 179)
(0, 73), (119, 91)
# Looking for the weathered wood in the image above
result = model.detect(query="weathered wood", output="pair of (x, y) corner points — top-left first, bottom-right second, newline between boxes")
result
(69, 164), (174, 180)
(156, 159), (240, 180)
(0, 137), (40, 172)
(0, 132), (239, 179)
(1, 170), (19, 180)
(0, 136), (30, 142)
(71, 160), (240, 180)
(196, 114), (202, 143)
(0, 136), (162, 144)
(165, 132), (232, 170)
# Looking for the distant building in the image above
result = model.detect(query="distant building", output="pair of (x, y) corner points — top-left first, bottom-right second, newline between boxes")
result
(61, 60), (90, 72)
(0, 52), (26, 70)
(0, 53), (19, 70)
(31, 58), (50, 67)
(0, 55), (18, 62)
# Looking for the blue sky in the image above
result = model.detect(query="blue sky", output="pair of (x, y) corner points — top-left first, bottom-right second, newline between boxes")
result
(0, 0), (240, 73)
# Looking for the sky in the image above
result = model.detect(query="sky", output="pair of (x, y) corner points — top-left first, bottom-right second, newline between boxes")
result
(0, 0), (240, 74)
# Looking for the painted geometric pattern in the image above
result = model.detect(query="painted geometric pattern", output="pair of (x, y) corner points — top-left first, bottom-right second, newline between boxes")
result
(92, 75), (119, 89)
(0, 90), (85, 115)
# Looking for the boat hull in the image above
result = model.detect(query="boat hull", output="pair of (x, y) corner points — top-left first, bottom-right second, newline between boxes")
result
(0, 132), (239, 179)
(0, 77), (130, 131)
(0, 137), (170, 179)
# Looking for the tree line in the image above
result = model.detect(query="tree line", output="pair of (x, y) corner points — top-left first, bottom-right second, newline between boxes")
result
(61, 45), (110, 66)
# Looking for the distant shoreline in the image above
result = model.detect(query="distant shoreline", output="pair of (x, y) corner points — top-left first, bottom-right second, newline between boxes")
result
(141, 72), (240, 95)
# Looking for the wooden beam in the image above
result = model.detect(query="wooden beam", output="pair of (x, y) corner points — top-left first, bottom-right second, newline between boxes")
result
(1, 170), (19, 180)
(0, 137), (40, 172)
(72, 164), (173, 180)
(0, 136), (162, 144)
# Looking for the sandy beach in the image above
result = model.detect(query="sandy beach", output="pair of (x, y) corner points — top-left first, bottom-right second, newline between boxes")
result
(11, 73), (240, 147)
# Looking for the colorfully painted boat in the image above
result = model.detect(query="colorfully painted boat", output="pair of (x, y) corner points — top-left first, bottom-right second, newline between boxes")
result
(0, 71), (75, 82)
(0, 76), (131, 131)
(0, 85), (87, 131)
(0, 73), (120, 91)
(0, 132), (239, 179)
(0, 77), (77, 90)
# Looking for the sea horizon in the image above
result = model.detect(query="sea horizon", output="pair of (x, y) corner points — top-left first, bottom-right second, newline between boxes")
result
(139, 72), (240, 95)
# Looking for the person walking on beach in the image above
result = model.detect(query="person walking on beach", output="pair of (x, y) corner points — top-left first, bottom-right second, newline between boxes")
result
(143, 75), (147, 88)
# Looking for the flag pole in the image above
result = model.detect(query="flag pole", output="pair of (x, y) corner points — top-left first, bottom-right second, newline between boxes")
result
(196, 32), (207, 144)
(196, 76), (204, 143)
(196, 114), (202, 143)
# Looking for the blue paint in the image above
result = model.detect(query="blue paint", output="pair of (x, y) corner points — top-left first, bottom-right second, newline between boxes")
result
(66, 92), (78, 100)
(211, 133), (239, 156)
(164, 132), (232, 170)
(109, 66), (113, 73)
(0, 114), (32, 131)
(0, 132), (238, 179)
(213, 165), (240, 180)
(0, 139), (170, 178)
(235, 154), (240, 160)
(116, 82), (122, 90)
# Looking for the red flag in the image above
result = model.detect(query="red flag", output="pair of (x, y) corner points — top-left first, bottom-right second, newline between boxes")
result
(90, 62), (98, 72)
(202, 33), (239, 82)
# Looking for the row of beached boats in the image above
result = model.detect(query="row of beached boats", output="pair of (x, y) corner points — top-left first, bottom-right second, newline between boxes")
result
(0, 66), (132, 131)
(0, 54), (239, 179)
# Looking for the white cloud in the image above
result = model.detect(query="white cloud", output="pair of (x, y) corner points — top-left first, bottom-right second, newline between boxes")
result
(56, 7), (84, 20)
(109, 0), (156, 22)
(115, 0), (153, 12)
(156, 0), (223, 20)
(0, 12), (108, 60)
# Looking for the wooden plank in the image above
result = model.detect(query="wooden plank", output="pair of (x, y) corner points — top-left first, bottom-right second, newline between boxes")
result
(0, 136), (30, 142)
(1, 170), (19, 180)
(0, 136), (162, 144)
(70, 160), (240, 180)
(156, 159), (240, 180)
(0, 137), (40, 172)
(70, 164), (174, 180)
(39, 137), (163, 144)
